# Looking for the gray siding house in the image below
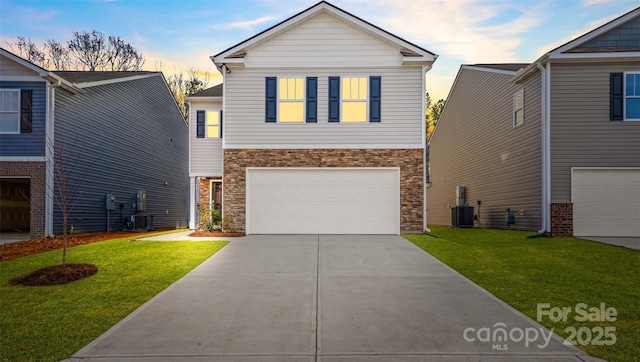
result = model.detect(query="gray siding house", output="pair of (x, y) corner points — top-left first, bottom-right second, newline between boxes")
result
(189, 1), (437, 234)
(428, 7), (640, 237)
(0, 49), (189, 238)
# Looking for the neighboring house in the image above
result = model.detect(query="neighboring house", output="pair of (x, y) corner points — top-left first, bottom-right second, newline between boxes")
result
(0, 48), (189, 238)
(188, 1), (436, 234)
(428, 7), (640, 237)
(186, 84), (223, 229)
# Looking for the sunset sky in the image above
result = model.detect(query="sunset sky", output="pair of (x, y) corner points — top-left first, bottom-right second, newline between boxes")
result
(1, 0), (637, 101)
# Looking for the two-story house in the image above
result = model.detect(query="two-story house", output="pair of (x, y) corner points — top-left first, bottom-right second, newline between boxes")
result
(0, 48), (189, 239)
(188, 1), (436, 234)
(428, 6), (640, 238)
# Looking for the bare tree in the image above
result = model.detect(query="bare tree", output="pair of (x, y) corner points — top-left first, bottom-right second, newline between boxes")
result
(10, 37), (46, 67)
(105, 36), (145, 71)
(167, 68), (210, 119)
(20, 98), (95, 268)
(43, 39), (70, 70)
(7, 30), (145, 72)
(67, 30), (108, 71)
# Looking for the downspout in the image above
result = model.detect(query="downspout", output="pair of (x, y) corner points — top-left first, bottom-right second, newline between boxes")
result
(422, 65), (431, 233)
(536, 62), (551, 234)
(45, 81), (59, 237)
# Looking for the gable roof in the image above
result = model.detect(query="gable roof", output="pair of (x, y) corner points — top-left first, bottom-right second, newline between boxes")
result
(212, 1), (436, 69)
(53, 71), (159, 88)
(0, 47), (81, 94)
(186, 84), (223, 100)
(514, 6), (640, 82)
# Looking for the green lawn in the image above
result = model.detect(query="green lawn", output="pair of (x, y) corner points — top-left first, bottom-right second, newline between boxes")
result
(0, 235), (227, 362)
(404, 227), (640, 362)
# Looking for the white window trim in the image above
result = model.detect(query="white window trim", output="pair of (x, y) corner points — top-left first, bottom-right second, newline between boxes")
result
(512, 88), (524, 128)
(623, 71), (640, 121)
(206, 110), (221, 138)
(0, 89), (21, 134)
(277, 77), (306, 124)
(340, 76), (369, 123)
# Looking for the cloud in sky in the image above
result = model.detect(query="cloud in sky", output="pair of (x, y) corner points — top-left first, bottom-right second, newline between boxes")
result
(223, 16), (279, 30)
(348, 0), (548, 64)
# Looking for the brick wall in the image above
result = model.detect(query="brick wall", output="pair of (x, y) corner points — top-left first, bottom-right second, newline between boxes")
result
(0, 161), (47, 238)
(550, 202), (573, 236)
(223, 148), (424, 233)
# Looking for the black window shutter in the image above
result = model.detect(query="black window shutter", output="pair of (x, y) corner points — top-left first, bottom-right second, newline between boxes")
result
(328, 76), (340, 122)
(265, 77), (277, 122)
(196, 110), (205, 138)
(610, 73), (623, 121)
(306, 77), (317, 123)
(369, 76), (381, 122)
(220, 110), (223, 138)
(20, 89), (33, 133)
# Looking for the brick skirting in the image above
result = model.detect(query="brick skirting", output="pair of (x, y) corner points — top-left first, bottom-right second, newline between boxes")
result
(0, 161), (47, 238)
(223, 149), (424, 233)
(550, 202), (573, 237)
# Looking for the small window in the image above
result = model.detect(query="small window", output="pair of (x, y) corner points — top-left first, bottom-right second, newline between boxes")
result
(342, 77), (368, 122)
(278, 78), (304, 123)
(513, 89), (524, 127)
(625, 72), (640, 120)
(0, 89), (20, 133)
(206, 111), (220, 138)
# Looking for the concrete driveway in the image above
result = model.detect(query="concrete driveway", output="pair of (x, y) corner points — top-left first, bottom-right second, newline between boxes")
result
(69, 235), (594, 361)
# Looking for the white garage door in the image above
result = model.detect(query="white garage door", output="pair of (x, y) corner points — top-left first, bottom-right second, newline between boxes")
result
(572, 168), (640, 237)
(246, 168), (400, 234)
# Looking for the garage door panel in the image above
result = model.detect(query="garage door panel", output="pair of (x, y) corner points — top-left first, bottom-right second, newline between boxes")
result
(572, 168), (640, 237)
(246, 168), (400, 234)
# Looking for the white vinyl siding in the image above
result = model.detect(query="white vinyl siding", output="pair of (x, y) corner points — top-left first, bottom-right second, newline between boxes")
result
(189, 100), (223, 176)
(225, 67), (423, 148)
(244, 13), (401, 68)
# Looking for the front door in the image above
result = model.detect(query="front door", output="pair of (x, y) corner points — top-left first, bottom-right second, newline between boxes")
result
(210, 181), (222, 212)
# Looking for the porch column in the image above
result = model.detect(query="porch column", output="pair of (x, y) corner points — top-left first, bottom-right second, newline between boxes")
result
(189, 177), (197, 230)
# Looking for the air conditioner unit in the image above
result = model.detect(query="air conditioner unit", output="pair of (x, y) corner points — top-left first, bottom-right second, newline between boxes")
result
(134, 214), (153, 231)
(451, 206), (474, 228)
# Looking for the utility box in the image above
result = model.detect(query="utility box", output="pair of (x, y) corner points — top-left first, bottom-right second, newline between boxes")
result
(136, 190), (146, 212)
(452, 206), (474, 228)
(106, 193), (116, 211)
(456, 186), (466, 206)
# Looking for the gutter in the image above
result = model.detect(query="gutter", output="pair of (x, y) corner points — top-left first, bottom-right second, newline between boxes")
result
(536, 62), (551, 234)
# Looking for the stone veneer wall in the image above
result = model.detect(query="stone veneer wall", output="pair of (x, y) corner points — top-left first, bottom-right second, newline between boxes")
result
(198, 177), (221, 208)
(550, 202), (573, 237)
(223, 149), (424, 233)
(0, 161), (47, 238)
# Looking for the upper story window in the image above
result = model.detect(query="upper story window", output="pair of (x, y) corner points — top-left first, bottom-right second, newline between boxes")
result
(279, 78), (304, 123)
(206, 111), (220, 138)
(625, 72), (640, 120)
(329, 76), (381, 123)
(342, 77), (368, 123)
(196, 110), (221, 138)
(265, 77), (317, 123)
(611, 72), (640, 121)
(0, 89), (20, 134)
(513, 89), (524, 127)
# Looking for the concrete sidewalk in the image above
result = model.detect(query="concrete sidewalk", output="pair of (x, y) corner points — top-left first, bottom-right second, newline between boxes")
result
(69, 235), (595, 361)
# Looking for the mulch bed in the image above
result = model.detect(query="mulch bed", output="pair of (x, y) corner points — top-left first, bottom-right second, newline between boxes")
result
(189, 230), (245, 237)
(0, 231), (153, 262)
(9, 263), (98, 286)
